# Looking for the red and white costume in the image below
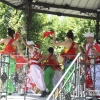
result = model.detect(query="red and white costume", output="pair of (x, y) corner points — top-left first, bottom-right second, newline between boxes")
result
(85, 42), (100, 91)
(23, 46), (46, 92)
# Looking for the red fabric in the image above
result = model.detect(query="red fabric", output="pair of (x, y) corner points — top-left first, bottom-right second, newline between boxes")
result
(0, 38), (27, 69)
(43, 54), (57, 70)
(22, 87), (29, 91)
(36, 44), (40, 48)
(39, 53), (42, 59)
(14, 55), (27, 69)
(86, 45), (92, 55)
(43, 31), (54, 38)
(86, 66), (94, 89)
(14, 33), (18, 40)
(3, 33), (19, 53)
(3, 39), (15, 53)
(60, 42), (76, 60)
(94, 43), (100, 52)
(30, 83), (36, 88)
(81, 60), (94, 89)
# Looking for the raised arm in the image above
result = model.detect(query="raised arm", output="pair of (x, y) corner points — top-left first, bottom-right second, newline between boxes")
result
(19, 33), (32, 49)
(52, 33), (65, 46)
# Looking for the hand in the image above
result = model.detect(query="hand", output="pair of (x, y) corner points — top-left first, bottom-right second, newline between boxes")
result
(19, 32), (23, 39)
(91, 46), (96, 51)
(51, 32), (55, 37)
(86, 60), (90, 64)
(23, 56), (27, 60)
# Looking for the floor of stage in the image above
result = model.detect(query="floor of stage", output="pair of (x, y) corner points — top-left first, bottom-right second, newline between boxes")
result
(1, 93), (100, 100)
(0, 93), (50, 100)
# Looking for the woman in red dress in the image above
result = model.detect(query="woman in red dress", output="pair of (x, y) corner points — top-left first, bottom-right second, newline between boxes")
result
(52, 30), (82, 92)
(0, 28), (26, 94)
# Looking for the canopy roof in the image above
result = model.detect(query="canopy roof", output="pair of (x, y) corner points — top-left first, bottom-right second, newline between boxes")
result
(0, 0), (100, 20)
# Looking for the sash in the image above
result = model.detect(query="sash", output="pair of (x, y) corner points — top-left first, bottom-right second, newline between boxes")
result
(4, 38), (15, 53)
(66, 42), (75, 54)
(44, 54), (57, 70)
(61, 42), (76, 60)
(94, 43), (100, 53)
(86, 45), (92, 55)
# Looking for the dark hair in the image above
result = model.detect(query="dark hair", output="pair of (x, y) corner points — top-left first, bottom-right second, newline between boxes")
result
(48, 47), (54, 53)
(66, 30), (74, 41)
(8, 28), (15, 38)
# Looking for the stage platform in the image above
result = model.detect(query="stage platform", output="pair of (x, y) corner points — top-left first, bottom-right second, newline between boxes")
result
(0, 93), (50, 100)
(1, 93), (100, 100)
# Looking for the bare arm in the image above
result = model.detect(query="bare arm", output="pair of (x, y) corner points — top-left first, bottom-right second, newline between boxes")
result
(52, 33), (65, 46)
(19, 33), (32, 49)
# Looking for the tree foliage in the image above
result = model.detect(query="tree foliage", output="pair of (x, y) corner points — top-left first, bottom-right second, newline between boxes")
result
(0, 2), (96, 54)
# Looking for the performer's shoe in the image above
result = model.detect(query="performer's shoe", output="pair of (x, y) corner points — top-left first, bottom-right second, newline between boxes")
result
(46, 91), (51, 95)
(40, 90), (47, 97)
(19, 92), (27, 96)
(8, 93), (12, 95)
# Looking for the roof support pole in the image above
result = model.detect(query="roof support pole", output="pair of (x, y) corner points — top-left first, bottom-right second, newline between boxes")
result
(26, 0), (32, 41)
(96, 12), (100, 42)
(23, 0), (32, 56)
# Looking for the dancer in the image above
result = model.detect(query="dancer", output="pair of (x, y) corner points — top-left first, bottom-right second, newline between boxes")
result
(52, 30), (82, 92)
(39, 47), (59, 95)
(19, 33), (46, 97)
(83, 32), (100, 97)
(0, 28), (25, 94)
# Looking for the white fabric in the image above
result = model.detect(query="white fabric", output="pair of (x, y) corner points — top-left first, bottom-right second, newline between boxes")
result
(25, 46), (46, 91)
(29, 46), (40, 59)
(86, 42), (96, 58)
(83, 32), (94, 37)
(27, 41), (34, 45)
(90, 65), (100, 91)
(27, 64), (46, 91)
(53, 70), (62, 87)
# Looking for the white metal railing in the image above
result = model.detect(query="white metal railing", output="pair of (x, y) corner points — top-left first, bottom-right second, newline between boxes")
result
(0, 53), (100, 100)
(46, 53), (86, 100)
